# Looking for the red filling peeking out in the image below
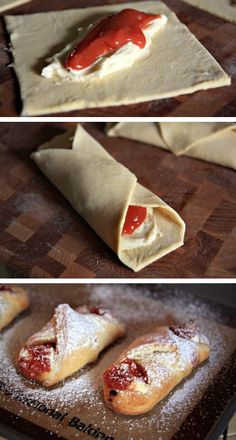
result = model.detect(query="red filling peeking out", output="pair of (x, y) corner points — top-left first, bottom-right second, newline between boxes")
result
(0, 285), (13, 292)
(103, 358), (148, 390)
(18, 344), (53, 379)
(169, 323), (197, 340)
(65, 9), (161, 71)
(88, 306), (103, 315)
(122, 205), (147, 235)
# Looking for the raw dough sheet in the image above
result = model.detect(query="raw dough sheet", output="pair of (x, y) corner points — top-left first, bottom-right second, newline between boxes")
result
(5, 1), (231, 116)
(0, 0), (31, 13)
(0, 285), (235, 440)
(183, 0), (236, 24)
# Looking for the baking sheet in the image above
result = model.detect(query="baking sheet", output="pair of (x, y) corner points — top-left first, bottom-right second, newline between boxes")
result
(0, 285), (235, 440)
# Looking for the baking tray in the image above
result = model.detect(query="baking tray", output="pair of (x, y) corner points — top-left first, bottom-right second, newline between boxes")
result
(0, 284), (235, 440)
(0, 0), (235, 117)
(0, 122), (236, 278)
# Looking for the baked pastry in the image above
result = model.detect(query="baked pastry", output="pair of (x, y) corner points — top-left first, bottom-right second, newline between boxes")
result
(106, 122), (236, 170)
(5, 1), (230, 116)
(103, 322), (210, 415)
(17, 304), (125, 387)
(0, 285), (29, 331)
(31, 124), (185, 272)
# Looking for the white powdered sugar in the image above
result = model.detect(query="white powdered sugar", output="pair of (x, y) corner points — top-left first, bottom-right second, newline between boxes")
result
(0, 284), (235, 440)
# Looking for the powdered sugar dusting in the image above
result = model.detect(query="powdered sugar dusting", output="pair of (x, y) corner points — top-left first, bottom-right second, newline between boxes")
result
(0, 284), (235, 440)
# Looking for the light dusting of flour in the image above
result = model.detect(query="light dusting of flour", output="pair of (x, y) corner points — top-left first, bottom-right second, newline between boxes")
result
(0, 285), (235, 440)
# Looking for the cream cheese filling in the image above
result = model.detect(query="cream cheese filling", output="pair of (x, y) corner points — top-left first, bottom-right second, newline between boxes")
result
(121, 208), (162, 250)
(41, 14), (168, 82)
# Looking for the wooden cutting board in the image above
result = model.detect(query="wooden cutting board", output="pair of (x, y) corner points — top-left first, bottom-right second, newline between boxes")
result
(0, 0), (236, 116)
(0, 122), (236, 278)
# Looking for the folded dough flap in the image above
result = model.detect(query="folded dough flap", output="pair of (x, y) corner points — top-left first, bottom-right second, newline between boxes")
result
(119, 182), (185, 272)
(159, 122), (234, 155)
(122, 329), (179, 357)
(32, 125), (137, 252)
(106, 122), (166, 149)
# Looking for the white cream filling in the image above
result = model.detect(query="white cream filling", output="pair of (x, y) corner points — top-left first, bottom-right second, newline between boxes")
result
(41, 14), (167, 82)
(121, 208), (162, 250)
(129, 378), (149, 394)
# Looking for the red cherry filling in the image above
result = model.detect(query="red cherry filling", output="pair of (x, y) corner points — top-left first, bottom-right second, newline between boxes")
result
(18, 344), (54, 380)
(122, 205), (147, 235)
(65, 9), (161, 71)
(104, 358), (148, 391)
(169, 323), (197, 340)
(0, 285), (14, 292)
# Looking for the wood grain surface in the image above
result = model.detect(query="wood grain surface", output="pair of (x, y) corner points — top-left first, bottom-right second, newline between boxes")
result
(0, 122), (236, 278)
(0, 0), (236, 116)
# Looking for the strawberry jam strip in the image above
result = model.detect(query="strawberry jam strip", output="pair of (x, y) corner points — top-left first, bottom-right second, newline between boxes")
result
(104, 358), (148, 391)
(18, 344), (53, 380)
(122, 205), (147, 235)
(65, 9), (161, 71)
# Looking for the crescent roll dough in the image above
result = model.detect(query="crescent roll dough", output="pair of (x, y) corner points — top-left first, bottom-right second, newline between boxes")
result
(0, 0), (31, 12)
(106, 122), (236, 170)
(31, 125), (185, 272)
(103, 323), (210, 415)
(0, 285), (29, 331)
(17, 304), (125, 387)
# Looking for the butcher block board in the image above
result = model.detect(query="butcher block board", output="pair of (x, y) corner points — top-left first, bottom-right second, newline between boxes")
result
(0, 0), (235, 116)
(0, 284), (235, 440)
(1, 122), (236, 279)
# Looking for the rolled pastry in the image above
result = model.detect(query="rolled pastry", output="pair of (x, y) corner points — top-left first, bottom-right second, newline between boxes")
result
(31, 125), (185, 272)
(0, 285), (29, 331)
(103, 322), (210, 415)
(17, 304), (125, 387)
(106, 122), (236, 170)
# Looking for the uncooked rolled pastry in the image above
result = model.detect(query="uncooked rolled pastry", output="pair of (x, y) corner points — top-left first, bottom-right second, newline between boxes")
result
(17, 304), (125, 387)
(0, 0), (31, 13)
(0, 285), (29, 331)
(31, 125), (185, 272)
(103, 322), (210, 415)
(182, 0), (236, 25)
(106, 122), (236, 170)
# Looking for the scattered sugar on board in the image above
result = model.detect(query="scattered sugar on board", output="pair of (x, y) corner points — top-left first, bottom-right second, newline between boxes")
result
(0, 284), (235, 440)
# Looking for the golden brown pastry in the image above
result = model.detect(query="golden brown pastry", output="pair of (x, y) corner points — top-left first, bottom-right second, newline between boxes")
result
(17, 304), (125, 387)
(0, 285), (29, 331)
(103, 322), (210, 415)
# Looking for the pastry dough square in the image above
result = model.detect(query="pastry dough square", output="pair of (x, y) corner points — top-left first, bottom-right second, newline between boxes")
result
(5, 1), (231, 116)
(0, 0), (31, 13)
(182, 0), (236, 25)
